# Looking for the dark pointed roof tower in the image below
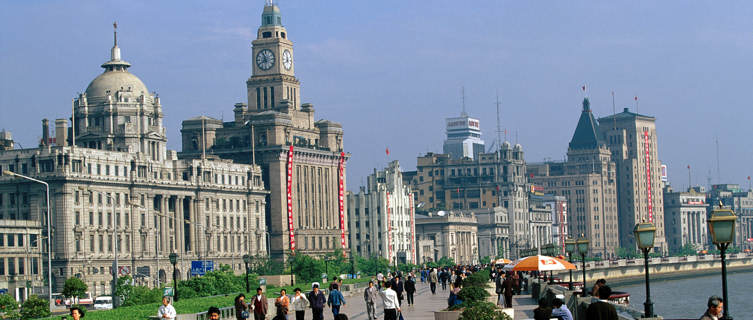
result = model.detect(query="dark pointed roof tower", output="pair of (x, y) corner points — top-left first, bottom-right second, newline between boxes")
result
(568, 97), (602, 150)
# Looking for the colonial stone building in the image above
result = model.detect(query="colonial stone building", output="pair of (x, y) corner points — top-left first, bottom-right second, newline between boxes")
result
(528, 98), (619, 258)
(0, 26), (267, 297)
(663, 185), (708, 253)
(178, 2), (348, 259)
(475, 207), (510, 260)
(408, 143), (529, 257)
(415, 211), (478, 265)
(598, 107), (667, 252)
(707, 184), (753, 250)
(347, 161), (416, 264)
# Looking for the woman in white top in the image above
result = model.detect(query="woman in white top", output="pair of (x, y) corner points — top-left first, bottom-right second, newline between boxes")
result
(291, 288), (310, 320)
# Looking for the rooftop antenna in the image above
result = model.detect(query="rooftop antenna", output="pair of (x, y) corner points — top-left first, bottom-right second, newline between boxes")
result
(707, 168), (712, 189)
(201, 117), (206, 162)
(611, 91), (617, 131)
(113, 21), (118, 46)
(496, 92), (502, 151)
(715, 136), (721, 183)
(687, 164), (691, 191)
(634, 95), (639, 114)
(460, 86), (467, 116)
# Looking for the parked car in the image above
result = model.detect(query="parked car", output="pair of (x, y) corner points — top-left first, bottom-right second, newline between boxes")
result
(93, 296), (113, 310)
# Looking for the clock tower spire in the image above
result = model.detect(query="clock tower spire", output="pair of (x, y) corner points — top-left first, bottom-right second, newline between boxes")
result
(247, 1), (299, 111)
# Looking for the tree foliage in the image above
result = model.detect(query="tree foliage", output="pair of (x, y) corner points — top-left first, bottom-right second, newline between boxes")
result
(179, 265), (252, 299)
(120, 286), (163, 307)
(19, 295), (50, 319)
(115, 275), (134, 305)
(458, 301), (512, 320)
(62, 277), (88, 302)
(0, 293), (18, 313)
(290, 254), (324, 283)
(356, 256), (390, 276)
(437, 257), (456, 268)
(480, 256), (491, 265)
(247, 255), (284, 276)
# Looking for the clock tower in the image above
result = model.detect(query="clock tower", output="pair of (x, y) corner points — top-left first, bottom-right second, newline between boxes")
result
(247, 0), (300, 111)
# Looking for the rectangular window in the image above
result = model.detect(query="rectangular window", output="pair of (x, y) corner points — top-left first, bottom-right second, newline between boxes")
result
(256, 87), (261, 109)
(0, 258), (6, 275)
(264, 87), (268, 108)
(0, 233), (4, 246)
(75, 211), (80, 225)
(99, 235), (104, 252)
(90, 235), (95, 251)
(271, 87), (275, 108)
(8, 258), (15, 275)
(30, 234), (37, 247)
(7, 234), (14, 247)
(32, 258), (38, 275)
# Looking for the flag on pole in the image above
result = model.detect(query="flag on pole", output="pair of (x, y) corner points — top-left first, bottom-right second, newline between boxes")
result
(582, 85), (586, 92)
(386, 147), (390, 156)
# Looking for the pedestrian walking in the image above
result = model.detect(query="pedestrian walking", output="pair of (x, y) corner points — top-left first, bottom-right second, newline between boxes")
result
(291, 288), (309, 320)
(405, 276), (416, 306)
(495, 271), (505, 306)
(327, 283), (346, 316)
(363, 281), (379, 320)
(380, 281), (401, 320)
(699, 295), (723, 320)
(439, 269), (449, 290)
(158, 296), (177, 320)
(275, 289), (290, 320)
(391, 274), (404, 306)
(429, 268), (438, 294)
(207, 306), (221, 320)
(252, 287), (268, 320)
(234, 294), (249, 320)
(502, 272), (514, 308)
(308, 284), (326, 320)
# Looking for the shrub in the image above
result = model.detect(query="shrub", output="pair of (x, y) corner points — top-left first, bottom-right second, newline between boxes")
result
(0, 293), (18, 312)
(457, 286), (489, 303)
(463, 270), (490, 287)
(20, 295), (50, 319)
(459, 301), (512, 320)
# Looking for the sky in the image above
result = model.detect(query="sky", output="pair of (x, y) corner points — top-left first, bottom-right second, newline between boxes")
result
(1, 0), (753, 192)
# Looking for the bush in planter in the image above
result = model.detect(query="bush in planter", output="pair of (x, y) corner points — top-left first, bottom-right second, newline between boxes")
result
(457, 286), (489, 303)
(463, 271), (490, 287)
(458, 301), (512, 320)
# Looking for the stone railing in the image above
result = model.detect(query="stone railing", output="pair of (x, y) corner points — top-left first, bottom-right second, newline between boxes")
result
(531, 279), (654, 320)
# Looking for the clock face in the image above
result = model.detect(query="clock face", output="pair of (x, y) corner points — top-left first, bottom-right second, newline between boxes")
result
(282, 50), (292, 70)
(256, 49), (275, 70)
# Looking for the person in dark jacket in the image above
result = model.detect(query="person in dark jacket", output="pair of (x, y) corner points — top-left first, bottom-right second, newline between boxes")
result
(533, 298), (552, 320)
(252, 288), (268, 320)
(502, 272), (514, 308)
(439, 269), (449, 290)
(586, 285), (618, 320)
(327, 283), (346, 317)
(308, 284), (327, 320)
(404, 276), (416, 306)
(391, 274), (404, 306)
(235, 294), (249, 320)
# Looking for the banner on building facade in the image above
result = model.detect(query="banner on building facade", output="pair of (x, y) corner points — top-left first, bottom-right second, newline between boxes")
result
(643, 130), (653, 223)
(287, 145), (296, 251)
(338, 152), (347, 253)
(386, 191), (392, 261)
(410, 197), (416, 263)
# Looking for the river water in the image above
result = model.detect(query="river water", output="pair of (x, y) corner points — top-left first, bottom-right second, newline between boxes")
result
(616, 269), (753, 319)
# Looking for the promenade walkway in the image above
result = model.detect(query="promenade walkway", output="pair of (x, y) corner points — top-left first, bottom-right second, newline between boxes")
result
(321, 281), (537, 320)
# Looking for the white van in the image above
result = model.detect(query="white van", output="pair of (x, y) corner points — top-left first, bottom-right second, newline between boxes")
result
(93, 296), (113, 310)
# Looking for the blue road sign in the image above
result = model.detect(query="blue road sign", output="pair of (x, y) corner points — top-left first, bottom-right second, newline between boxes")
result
(191, 260), (215, 276)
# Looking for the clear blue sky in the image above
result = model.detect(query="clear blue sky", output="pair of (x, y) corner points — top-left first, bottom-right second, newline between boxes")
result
(2, 0), (752, 191)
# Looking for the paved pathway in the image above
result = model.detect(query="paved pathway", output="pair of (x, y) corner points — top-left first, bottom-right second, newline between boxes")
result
(300, 281), (538, 320)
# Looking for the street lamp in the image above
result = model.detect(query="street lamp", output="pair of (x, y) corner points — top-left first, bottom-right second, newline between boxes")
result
(243, 254), (251, 293)
(634, 221), (656, 318)
(169, 252), (179, 302)
(576, 234), (590, 297)
(565, 238), (576, 290)
(4, 171), (52, 310)
(709, 203), (737, 320)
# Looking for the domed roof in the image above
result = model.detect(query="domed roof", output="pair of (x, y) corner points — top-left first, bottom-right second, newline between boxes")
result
(85, 70), (149, 99)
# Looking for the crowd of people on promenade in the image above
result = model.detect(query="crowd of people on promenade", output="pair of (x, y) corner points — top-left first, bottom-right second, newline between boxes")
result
(55, 261), (719, 320)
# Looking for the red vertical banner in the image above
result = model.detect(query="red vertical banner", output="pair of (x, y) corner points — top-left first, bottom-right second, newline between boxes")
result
(386, 191), (392, 261)
(338, 152), (346, 252)
(644, 131), (653, 223)
(287, 145), (296, 251)
(410, 196), (416, 263)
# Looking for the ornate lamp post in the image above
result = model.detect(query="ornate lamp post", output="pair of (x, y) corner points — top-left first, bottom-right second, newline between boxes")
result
(709, 203), (737, 320)
(243, 254), (251, 293)
(169, 253), (179, 302)
(634, 222), (656, 318)
(565, 238), (576, 290)
(576, 234), (590, 296)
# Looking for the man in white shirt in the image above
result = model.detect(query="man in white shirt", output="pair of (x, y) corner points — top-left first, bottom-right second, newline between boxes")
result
(158, 296), (177, 320)
(379, 281), (401, 320)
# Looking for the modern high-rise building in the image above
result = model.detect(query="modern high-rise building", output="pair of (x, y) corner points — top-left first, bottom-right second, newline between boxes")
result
(528, 98), (619, 257)
(346, 161), (416, 264)
(443, 113), (484, 160)
(0, 28), (267, 298)
(179, 2), (348, 259)
(599, 107), (667, 252)
(663, 185), (708, 253)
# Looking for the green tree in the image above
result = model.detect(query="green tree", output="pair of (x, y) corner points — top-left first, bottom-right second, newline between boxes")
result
(480, 256), (491, 264)
(0, 293), (18, 313)
(62, 277), (88, 304)
(115, 275), (133, 305)
(616, 247), (639, 259)
(290, 254), (324, 283)
(437, 257), (455, 268)
(120, 286), (163, 307)
(356, 256), (390, 276)
(19, 295), (50, 319)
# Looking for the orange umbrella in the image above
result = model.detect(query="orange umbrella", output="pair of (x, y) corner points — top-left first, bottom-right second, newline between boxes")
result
(503, 255), (577, 271)
(494, 258), (512, 265)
